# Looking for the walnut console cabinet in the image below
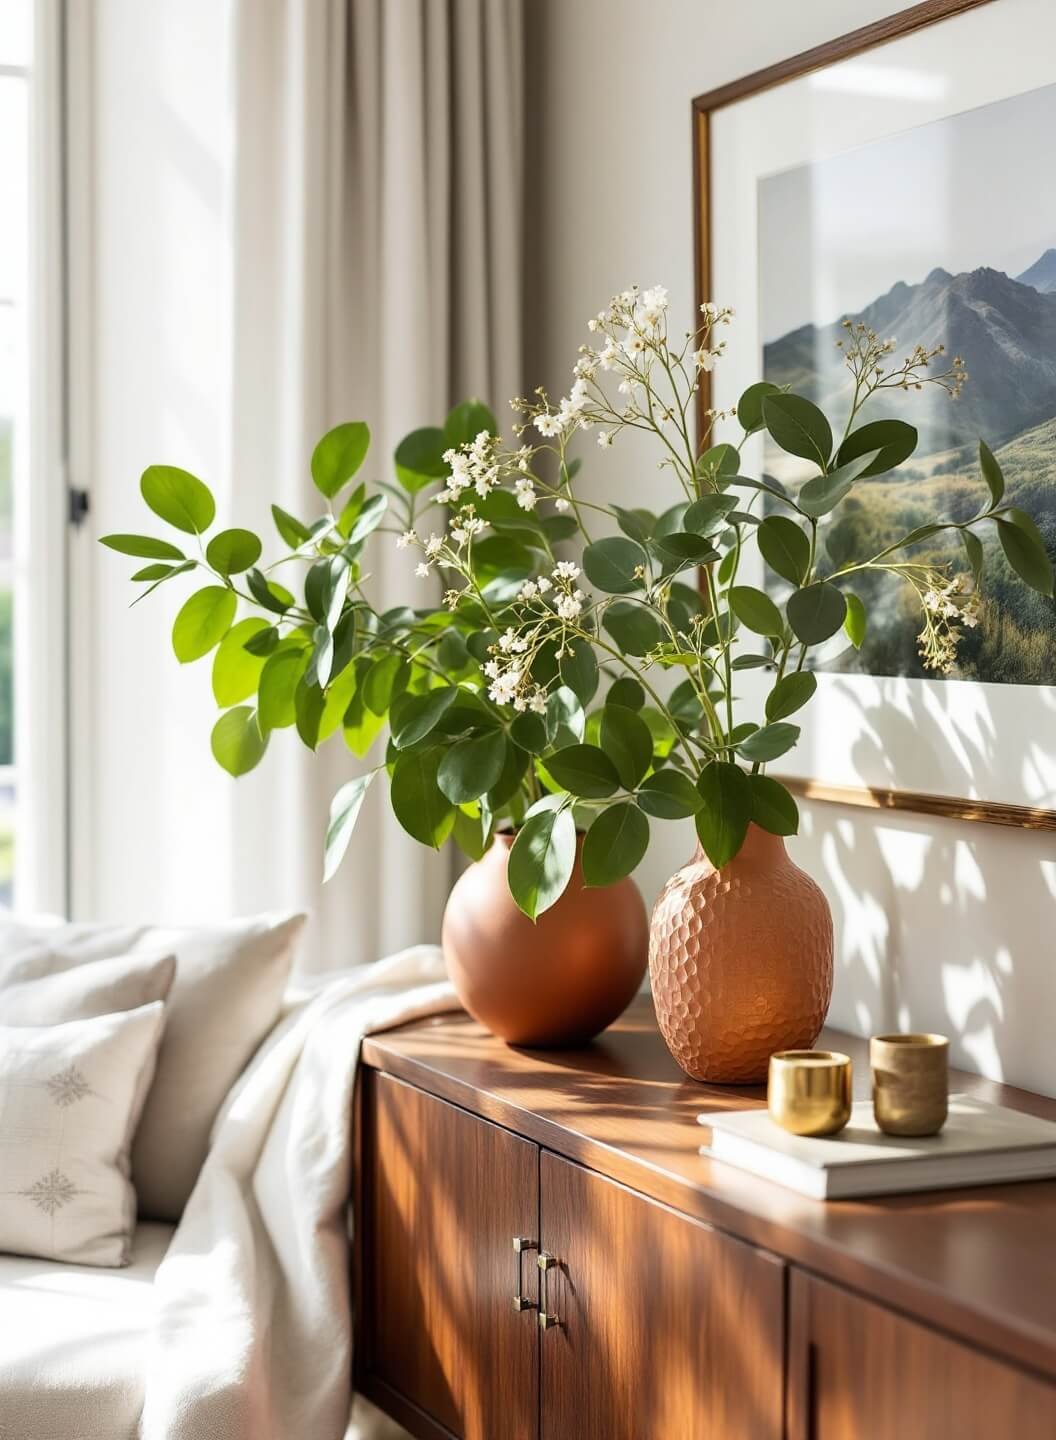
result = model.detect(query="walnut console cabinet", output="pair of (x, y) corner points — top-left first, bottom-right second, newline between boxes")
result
(354, 999), (1056, 1439)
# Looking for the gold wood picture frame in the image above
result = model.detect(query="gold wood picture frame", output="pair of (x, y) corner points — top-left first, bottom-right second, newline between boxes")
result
(692, 0), (1056, 832)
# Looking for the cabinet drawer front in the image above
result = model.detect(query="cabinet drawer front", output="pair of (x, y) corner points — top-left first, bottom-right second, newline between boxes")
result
(539, 1151), (784, 1440)
(360, 1070), (539, 1440)
(789, 1270), (1056, 1440)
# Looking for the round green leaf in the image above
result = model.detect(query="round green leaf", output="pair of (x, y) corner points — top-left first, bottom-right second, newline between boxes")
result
(544, 744), (620, 799)
(636, 768), (701, 820)
(652, 532), (720, 566)
(762, 394), (832, 469)
(444, 399), (497, 449)
(390, 748), (455, 849)
(323, 773), (375, 882)
(582, 536), (647, 594)
(695, 762), (751, 869)
(206, 528), (262, 577)
(728, 585), (784, 637)
(787, 583), (847, 644)
(757, 516), (810, 586)
(141, 465), (216, 535)
(978, 439), (1005, 508)
(212, 617), (270, 706)
(737, 381), (781, 434)
(695, 443), (739, 481)
(271, 505), (311, 548)
(836, 419), (917, 478)
(683, 494), (739, 537)
(602, 602), (664, 657)
(613, 506), (655, 545)
(258, 645), (309, 732)
(395, 427), (448, 494)
(600, 705), (653, 790)
(311, 421), (370, 499)
(559, 638), (599, 705)
(749, 774), (799, 836)
(697, 762), (751, 849)
(246, 567), (294, 615)
(797, 450), (879, 519)
(362, 653), (408, 716)
(582, 803), (649, 887)
(510, 712), (548, 754)
(100, 533), (186, 561)
(607, 676), (646, 711)
(844, 592), (867, 649)
(438, 731), (508, 804)
(765, 671), (817, 722)
(211, 707), (267, 777)
(391, 687), (459, 750)
(997, 510), (1054, 597)
(172, 585), (237, 663)
(343, 493), (388, 547)
(736, 722), (800, 763)
(507, 807), (576, 920)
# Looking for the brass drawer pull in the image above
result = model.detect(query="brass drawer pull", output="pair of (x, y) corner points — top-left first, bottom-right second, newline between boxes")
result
(537, 1252), (559, 1330)
(512, 1237), (537, 1311)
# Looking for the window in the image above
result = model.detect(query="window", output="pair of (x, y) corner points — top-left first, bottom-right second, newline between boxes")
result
(0, 0), (66, 913)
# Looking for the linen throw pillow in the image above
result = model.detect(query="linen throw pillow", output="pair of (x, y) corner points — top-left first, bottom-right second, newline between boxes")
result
(0, 947), (178, 1025)
(0, 913), (304, 1220)
(0, 1003), (166, 1266)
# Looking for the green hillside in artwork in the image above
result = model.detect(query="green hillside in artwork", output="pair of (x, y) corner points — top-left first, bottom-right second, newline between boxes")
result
(762, 258), (1056, 685)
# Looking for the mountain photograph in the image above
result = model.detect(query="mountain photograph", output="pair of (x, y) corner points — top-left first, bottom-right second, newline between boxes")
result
(757, 82), (1056, 686)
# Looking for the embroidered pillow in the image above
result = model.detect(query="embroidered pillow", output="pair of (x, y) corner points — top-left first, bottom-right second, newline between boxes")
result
(0, 1003), (166, 1266)
(0, 914), (304, 1220)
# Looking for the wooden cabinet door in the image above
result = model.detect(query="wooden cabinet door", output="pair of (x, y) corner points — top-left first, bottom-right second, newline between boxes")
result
(788, 1270), (1056, 1440)
(358, 1069), (539, 1440)
(538, 1151), (784, 1440)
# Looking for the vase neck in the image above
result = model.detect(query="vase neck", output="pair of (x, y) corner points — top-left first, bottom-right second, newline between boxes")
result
(692, 823), (787, 871)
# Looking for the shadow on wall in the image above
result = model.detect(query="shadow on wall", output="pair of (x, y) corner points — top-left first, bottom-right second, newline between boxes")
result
(796, 675), (1056, 1099)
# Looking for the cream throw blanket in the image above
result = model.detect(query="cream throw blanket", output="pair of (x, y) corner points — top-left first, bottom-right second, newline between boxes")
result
(141, 945), (458, 1440)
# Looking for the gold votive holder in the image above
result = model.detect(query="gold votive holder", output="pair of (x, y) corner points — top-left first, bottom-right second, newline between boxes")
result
(871, 1033), (949, 1136)
(768, 1050), (853, 1137)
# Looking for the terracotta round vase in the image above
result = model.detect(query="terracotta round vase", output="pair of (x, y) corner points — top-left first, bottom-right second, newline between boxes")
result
(442, 832), (649, 1047)
(649, 824), (833, 1084)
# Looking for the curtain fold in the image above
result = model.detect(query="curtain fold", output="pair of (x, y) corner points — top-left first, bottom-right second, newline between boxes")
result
(228, 0), (525, 971)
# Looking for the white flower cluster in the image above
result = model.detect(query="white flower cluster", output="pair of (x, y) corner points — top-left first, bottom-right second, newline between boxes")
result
(482, 562), (594, 710)
(519, 284), (734, 458)
(915, 571), (981, 674)
(438, 429), (500, 503)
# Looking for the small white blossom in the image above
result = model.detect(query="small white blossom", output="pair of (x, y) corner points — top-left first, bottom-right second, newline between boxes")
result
(553, 561), (580, 580)
(536, 575), (553, 593)
(425, 534), (443, 558)
(556, 593), (583, 621)
(597, 430), (613, 448)
(529, 692), (547, 714)
(554, 498), (570, 512)
(514, 478), (537, 511)
(415, 562), (431, 578)
(396, 529), (417, 549)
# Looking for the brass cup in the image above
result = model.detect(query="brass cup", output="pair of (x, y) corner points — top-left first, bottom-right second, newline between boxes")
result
(768, 1050), (853, 1137)
(871, 1033), (949, 1136)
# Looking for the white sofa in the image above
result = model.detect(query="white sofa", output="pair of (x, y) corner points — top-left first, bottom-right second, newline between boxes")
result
(0, 1223), (173, 1437)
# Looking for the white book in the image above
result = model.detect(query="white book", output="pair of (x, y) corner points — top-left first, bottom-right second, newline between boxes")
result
(698, 1093), (1056, 1200)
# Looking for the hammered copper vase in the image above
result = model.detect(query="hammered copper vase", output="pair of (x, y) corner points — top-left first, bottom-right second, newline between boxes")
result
(442, 832), (648, 1047)
(649, 824), (833, 1083)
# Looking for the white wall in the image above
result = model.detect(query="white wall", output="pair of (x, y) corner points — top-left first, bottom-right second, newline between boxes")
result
(526, 0), (1056, 1097)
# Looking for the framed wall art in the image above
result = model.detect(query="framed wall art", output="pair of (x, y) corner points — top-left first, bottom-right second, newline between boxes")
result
(694, 0), (1056, 830)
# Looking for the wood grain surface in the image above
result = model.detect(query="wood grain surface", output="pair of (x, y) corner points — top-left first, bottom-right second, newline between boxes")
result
(361, 997), (1056, 1383)
(358, 1068), (539, 1440)
(539, 1151), (784, 1440)
(787, 1268), (1056, 1439)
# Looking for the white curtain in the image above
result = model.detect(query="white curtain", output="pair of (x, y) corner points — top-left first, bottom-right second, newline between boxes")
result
(226, 0), (525, 970)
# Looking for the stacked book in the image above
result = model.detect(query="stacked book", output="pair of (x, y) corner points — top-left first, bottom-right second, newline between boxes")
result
(698, 1094), (1056, 1200)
